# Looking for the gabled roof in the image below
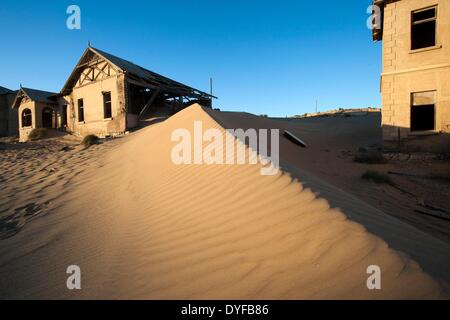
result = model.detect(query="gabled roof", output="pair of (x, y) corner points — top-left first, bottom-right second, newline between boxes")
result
(0, 85), (14, 95)
(12, 87), (57, 108)
(61, 46), (215, 100)
(21, 87), (57, 103)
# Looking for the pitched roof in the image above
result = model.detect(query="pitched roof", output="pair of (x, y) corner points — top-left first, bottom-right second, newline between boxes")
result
(61, 46), (215, 99)
(11, 87), (57, 108)
(21, 87), (57, 103)
(0, 85), (14, 95)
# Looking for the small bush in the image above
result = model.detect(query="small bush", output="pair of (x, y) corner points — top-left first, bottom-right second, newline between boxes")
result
(28, 128), (47, 141)
(361, 170), (395, 186)
(82, 134), (99, 148)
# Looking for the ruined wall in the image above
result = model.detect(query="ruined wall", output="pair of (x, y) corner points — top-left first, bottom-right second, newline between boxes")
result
(64, 74), (127, 138)
(0, 95), (8, 136)
(17, 99), (35, 142)
(381, 0), (450, 152)
(17, 100), (57, 142)
(6, 93), (18, 136)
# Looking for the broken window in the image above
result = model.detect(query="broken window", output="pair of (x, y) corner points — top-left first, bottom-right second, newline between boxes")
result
(411, 91), (435, 131)
(78, 98), (84, 122)
(103, 91), (112, 119)
(22, 108), (32, 127)
(411, 6), (437, 50)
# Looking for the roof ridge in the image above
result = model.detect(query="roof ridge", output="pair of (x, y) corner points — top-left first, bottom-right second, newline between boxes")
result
(0, 85), (14, 94)
(61, 46), (215, 99)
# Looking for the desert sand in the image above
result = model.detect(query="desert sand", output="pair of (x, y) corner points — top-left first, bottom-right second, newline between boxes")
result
(0, 104), (449, 299)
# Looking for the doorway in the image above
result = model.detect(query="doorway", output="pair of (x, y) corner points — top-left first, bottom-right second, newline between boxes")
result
(42, 108), (54, 128)
(61, 105), (68, 127)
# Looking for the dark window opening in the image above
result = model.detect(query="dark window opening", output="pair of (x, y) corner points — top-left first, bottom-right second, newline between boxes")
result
(411, 7), (437, 50)
(411, 91), (436, 131)
(411, 105), (435, 131)
(22, 108), (32, 127)
(103, 91), (112, 119)
(61, 105), (68, 126)
(78, 98), (84, 122)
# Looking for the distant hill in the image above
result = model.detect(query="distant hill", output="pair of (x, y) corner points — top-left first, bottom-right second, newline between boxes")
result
(291, 107), (381, 119)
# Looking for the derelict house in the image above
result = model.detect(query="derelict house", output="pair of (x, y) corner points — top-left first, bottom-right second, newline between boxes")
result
(14, 46), (214, 142)
(12, 87), (58, 141)
(0, 86), (18, 136)
(373, 0), (450, 152)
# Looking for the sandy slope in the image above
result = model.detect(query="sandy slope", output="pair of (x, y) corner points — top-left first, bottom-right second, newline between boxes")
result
(0, 104), (448, 299)
(205, 109), (450, 283)
(212, 110), (450, 243)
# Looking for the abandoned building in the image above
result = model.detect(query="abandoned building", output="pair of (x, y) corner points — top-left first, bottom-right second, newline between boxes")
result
(0, 86), (18, 136)
(12, 87), (58, 141)
(373, 0), (450, 152)
(13, 46), (215, 142)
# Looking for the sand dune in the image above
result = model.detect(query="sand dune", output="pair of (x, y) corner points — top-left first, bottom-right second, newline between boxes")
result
(0, 104), (448, 299)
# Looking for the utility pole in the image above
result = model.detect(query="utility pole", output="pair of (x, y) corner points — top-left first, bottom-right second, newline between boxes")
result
(210, 77), (213, 108)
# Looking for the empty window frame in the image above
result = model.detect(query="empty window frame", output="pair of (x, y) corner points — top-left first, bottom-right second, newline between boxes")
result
(103, 91), (112, 119)
(22, 108), (32, 127)
(411, 6), (437, 50)
(410, 91), (435, 131)
(78, 98), (84, 122)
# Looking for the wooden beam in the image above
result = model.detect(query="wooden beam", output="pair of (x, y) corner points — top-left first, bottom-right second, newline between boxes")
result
(76, 58), (104, 69)
(127, 77), (159, 90)
(138, 88), (160, 120)
(93, 63), (109, 81)
(127, 76), (217, 99)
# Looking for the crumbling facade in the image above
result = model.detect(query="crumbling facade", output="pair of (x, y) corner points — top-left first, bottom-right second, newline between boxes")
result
(13, 46), (214, 142)
(12, 87), (58, 141)
(374, 0), (450, 153)
(0, 86), (18, 136)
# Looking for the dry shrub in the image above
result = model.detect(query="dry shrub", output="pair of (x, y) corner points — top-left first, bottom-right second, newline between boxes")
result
(82, 134), (99, 148)
(361, 170), (395, 186)
(28, 128), (47, 141)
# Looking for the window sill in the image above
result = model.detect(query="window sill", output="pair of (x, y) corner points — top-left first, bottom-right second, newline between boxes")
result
(410, 45), (442, 54)
(408, 130), (438, 136)
(78, 121), (85, 124)
(104, 117), (113, 121)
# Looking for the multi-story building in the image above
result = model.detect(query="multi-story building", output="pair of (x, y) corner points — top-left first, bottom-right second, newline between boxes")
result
(373, 0), (450, 152)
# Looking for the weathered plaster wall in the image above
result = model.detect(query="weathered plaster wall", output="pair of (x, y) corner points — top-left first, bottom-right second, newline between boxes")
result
(17, 100), (57, 141)
(381, 0), (450, 152)
(6, 94), (18, 136)
(0, 93), (17, 136)
(17, 100), (35, 142)
(0, 95), (8, 136)
(64, 74), (127, 137)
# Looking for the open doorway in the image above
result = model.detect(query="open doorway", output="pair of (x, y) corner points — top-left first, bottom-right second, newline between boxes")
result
(42, 107), (54, 128)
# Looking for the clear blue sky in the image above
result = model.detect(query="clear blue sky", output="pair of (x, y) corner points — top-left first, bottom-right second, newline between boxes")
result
(0, 0), (381, 117)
